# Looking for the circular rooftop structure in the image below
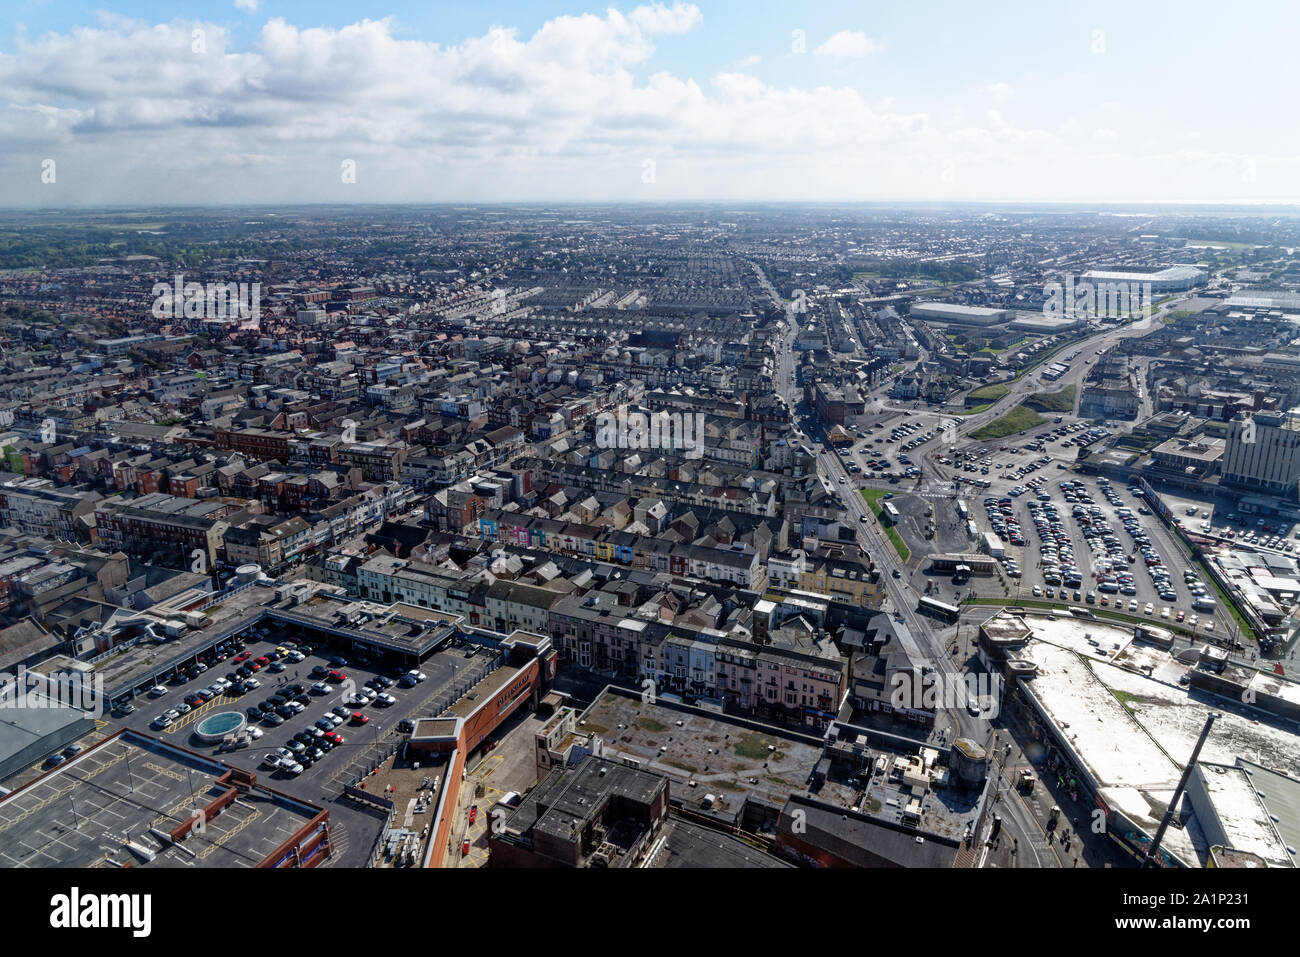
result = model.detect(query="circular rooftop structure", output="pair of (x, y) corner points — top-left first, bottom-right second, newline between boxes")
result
(194, 711), (245, 743)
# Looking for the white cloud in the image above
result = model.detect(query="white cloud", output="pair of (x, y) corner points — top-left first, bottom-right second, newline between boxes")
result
(736, 54), (760, 66)
(235, 0), (259, 11)
(628, 2), (702, 34)
(814, 30), (881, 58)
(0, 7), (1290, 204)
(983, 82), (1013, 103)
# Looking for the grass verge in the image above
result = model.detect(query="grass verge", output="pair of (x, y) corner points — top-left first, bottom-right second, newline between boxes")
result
(861, 489), (911, 561)
(970, 404), (1046, 440)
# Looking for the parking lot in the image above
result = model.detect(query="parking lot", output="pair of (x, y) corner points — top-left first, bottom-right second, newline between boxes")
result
(3, 621), (504, 866)
(967, 470), (1240, 642)
(1156, 488), (1300, 556)
(834, 408), (945, 485)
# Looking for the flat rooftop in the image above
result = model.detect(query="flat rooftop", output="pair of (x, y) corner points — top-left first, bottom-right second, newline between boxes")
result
(0, 730), (324, 868)
(579, 688), (824, 813)
(1195, 762), (1293, 868)
(94, 582), (276, 697)
(645, 817), (791, 868)
(446, 664), (527, 720)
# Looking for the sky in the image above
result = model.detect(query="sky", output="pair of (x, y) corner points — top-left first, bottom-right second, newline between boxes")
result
(2, 0), (1298, 206)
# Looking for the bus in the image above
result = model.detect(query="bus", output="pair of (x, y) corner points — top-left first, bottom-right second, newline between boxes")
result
(917, 596), (961, 622)
(881, 502), (901, 525)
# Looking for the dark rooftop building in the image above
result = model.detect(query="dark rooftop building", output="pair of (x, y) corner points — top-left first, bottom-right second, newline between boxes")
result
(489, 753), (668, 868)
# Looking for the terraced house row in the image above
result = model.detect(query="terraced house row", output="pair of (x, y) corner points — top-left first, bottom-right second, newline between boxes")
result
(476, 508), (766, 589)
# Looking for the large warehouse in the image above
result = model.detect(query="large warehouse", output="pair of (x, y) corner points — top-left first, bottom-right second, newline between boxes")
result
(909, 302), (1012, 326)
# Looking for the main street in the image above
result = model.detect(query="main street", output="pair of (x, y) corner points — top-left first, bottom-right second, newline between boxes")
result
(776, 297), (1201, 869)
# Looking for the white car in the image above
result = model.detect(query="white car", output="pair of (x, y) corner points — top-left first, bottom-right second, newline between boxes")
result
(406, 670), (427, 683)
(153, 714), (173, 729)
(160, 708), (180, 721)
(262, 753), (282, 769)
(243, 677), (261, 689)
(375, 692), (397, 707)
(282, 761), (304, 775)
(360, 686), (379, 701)
(148, 685), (168, 698)
(345, 692), (368, 706)
(287, 651), (305, 663)
(246, 726), (263, 740)
(311, 682), (334, 695)
(1189, 615), (1199, 627)
(274, 747), (295, 762)
(286, 701), (305, 714)
(321, 713), (344, 728)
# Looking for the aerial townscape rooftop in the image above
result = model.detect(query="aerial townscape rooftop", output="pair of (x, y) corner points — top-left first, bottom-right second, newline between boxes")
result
(0, 0), (1291, 940)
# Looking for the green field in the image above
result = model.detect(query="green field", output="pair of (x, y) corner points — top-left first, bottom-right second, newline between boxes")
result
(968, 383), (1009, 402)
(970, 404), (1045, 440)
(1023, 384), (1076, 413)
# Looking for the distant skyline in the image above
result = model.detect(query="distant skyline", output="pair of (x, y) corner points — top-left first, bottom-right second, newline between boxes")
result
(3, 1), (1298, 206)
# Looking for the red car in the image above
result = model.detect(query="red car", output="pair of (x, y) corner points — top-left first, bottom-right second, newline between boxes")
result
(234, 652), (251, 662)
(255, 656), (270, 666)
(248, 661), (261, 672)
(462, 839), (470, 856)
(350, 712), (369, 725)
(324, 731), (344, 745)
(468, 805), (478, 825)
(327, 671), (347, 684)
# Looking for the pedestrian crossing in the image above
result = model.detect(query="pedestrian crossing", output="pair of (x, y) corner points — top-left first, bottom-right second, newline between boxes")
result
(161, 692), (239, 734)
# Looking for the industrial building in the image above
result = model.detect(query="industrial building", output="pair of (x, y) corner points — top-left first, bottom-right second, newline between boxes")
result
(908, 303), (1012, 326)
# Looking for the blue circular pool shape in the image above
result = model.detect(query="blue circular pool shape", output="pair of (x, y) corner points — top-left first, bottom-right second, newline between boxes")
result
(194, 711), (246, 743)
